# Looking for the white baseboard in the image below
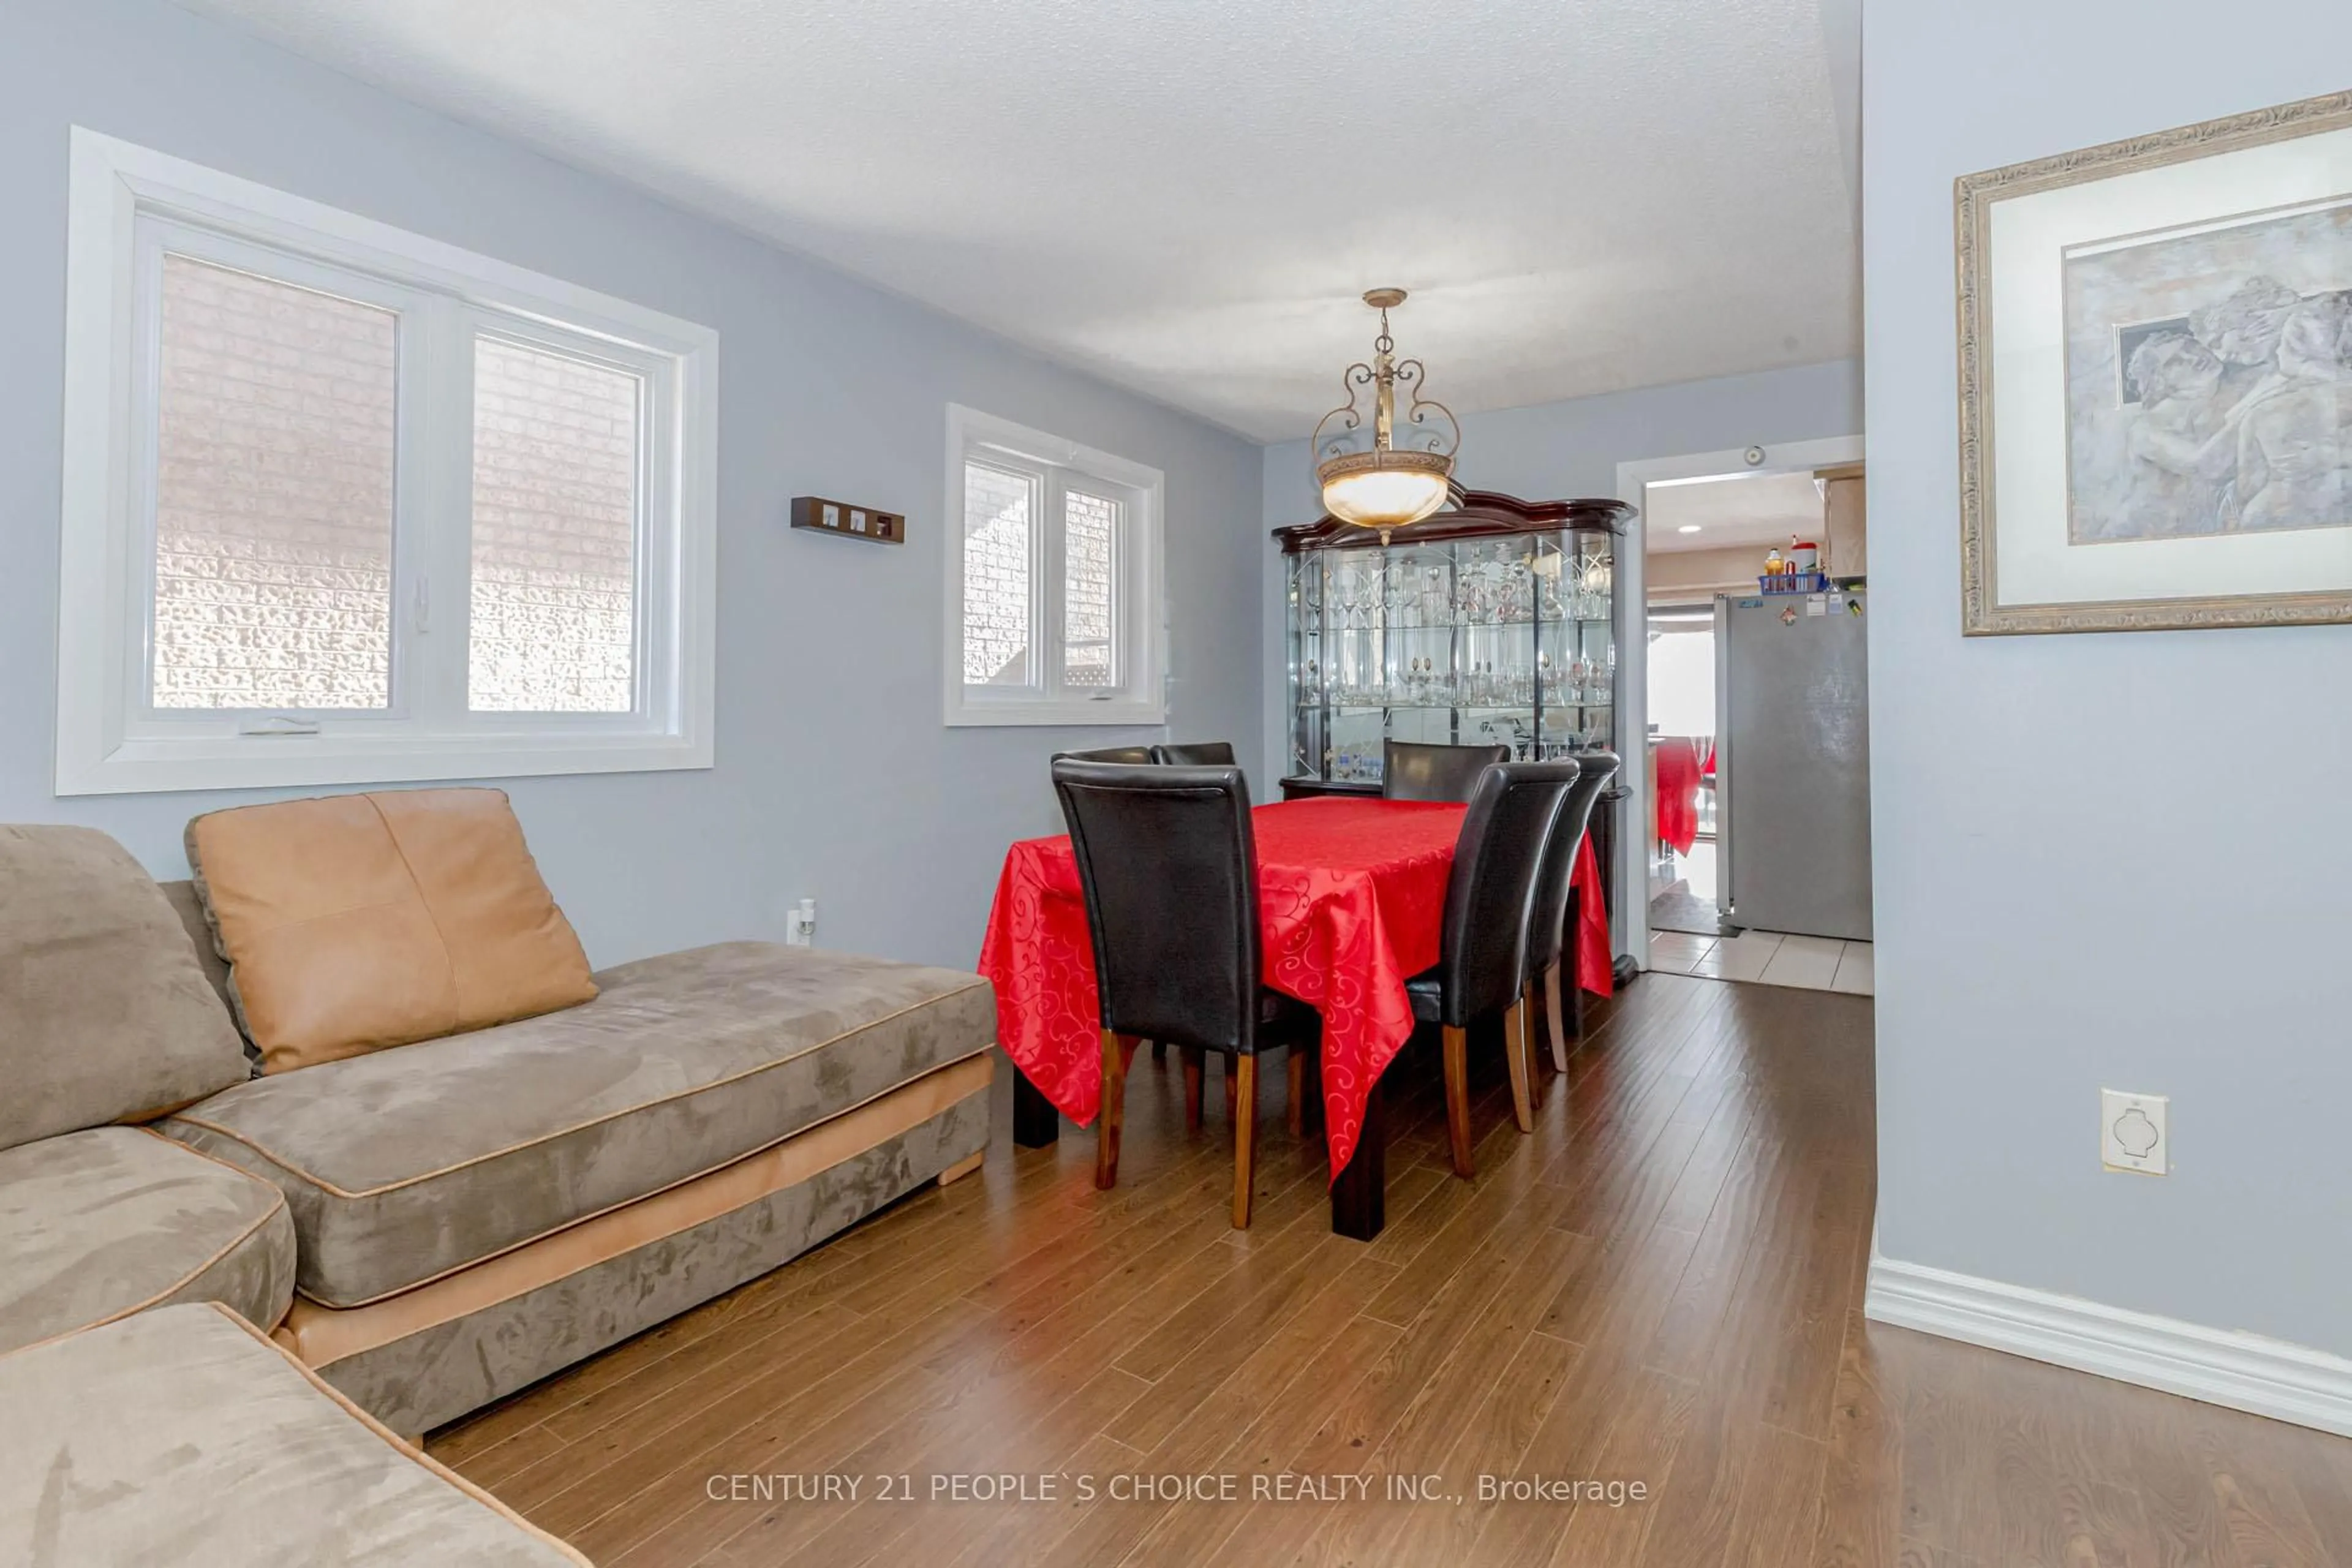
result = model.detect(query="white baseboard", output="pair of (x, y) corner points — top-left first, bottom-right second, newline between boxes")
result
(1864, 1255), (2352, 1438)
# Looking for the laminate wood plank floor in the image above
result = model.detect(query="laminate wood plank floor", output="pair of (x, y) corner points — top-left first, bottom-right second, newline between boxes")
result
(431, 974), (2352, 1566)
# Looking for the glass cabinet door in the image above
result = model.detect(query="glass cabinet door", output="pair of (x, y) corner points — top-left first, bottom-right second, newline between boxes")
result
(1325, 547), (1384, 780)
(1286, 552), (1324, 779)
(1534, 533), (1616, 761)
(1287, 524), (1618, 786)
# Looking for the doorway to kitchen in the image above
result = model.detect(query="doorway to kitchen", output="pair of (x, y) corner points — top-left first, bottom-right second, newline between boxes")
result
(1615, 438), (1871, 994)
(1645, 600), (1719, 937)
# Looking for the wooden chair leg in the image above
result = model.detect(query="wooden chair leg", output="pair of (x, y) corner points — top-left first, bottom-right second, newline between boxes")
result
(1503, 1000), (1536, 1131)
(1232, 1054), (1258, 1228)
(1544, 960), (1572, 1073)
(1525, 979), (1546, 1072)
(1442, 1024), (1475, 1179)
(1181, 1047), (1205, 1133)
(1286, 1049), (1306, 1138)
(1096, 1030), (1136, 1190)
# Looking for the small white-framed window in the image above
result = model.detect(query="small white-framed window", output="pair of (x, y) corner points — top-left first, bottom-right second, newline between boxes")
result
(55, 128), (717, 796)
(943, 405), (1165, 727)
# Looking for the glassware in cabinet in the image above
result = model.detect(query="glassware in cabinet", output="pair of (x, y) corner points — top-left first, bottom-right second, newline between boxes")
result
(1273, 492), (1629, 792)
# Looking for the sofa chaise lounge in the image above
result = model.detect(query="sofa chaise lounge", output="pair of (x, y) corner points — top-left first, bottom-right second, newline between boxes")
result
(0, 797), (997, 1447)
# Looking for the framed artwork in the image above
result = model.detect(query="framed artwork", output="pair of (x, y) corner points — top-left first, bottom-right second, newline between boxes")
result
(1957, 89), (2352, 633)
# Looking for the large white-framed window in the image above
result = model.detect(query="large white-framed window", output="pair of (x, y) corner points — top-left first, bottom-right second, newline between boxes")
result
(943, 404), (1165, 727)
(55, 128), (718, 796)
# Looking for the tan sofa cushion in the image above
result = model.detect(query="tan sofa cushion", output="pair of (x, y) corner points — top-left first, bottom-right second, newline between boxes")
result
(185, 788), (597, 1074)
(164, 943), (995, 1308)
(0, 1303), (589, 1565)
(161, 877), (238, 1017)
(0, 1126), (294, 1354)
(0, 824), (248, 1152)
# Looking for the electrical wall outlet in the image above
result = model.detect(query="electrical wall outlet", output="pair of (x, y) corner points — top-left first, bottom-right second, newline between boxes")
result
(785, 897), (816, 948)
(2101, 1088), (2168, 1175)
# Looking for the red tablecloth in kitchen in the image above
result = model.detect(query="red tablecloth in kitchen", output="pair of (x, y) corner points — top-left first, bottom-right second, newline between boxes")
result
(976, 796), (1612, 1180)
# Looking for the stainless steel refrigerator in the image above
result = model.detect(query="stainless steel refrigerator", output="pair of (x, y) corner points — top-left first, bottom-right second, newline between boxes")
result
(1713, 589), (1872, 941)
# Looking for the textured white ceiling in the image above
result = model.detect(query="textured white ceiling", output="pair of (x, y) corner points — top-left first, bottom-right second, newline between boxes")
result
(1645, 472), (1824, 553)
(173, 0), (1861, 441)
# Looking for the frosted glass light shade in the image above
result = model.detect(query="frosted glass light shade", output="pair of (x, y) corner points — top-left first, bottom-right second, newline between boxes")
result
(1317, 451), (1453, 529)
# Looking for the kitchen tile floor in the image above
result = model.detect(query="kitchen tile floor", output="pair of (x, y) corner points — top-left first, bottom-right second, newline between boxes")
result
(1647, 927), (1874, 995)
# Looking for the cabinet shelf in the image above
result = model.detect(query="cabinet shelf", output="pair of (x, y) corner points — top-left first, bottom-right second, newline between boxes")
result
(1294, 617), (1615, 635)
(1304, 701), (1615, 713)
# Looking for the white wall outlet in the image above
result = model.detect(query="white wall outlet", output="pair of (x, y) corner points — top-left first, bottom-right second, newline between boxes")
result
(2101, 1088), (2168, 1175)
(785, 897), (816, 948)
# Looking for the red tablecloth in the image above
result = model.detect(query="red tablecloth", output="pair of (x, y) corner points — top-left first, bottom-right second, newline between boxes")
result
(976, 796), (1612, 1180)
(1654, 737), (1705, 856)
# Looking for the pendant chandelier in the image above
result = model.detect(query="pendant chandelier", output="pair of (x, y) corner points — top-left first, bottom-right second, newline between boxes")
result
(1311, 288), (1461, 532)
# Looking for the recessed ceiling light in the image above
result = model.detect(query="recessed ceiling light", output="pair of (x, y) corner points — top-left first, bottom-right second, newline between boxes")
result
(1677, 524), (1702, 533)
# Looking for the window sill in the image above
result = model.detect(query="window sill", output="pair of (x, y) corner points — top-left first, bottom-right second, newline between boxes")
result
(54, 729), (714, 797)
(943, 694), (1167, 729)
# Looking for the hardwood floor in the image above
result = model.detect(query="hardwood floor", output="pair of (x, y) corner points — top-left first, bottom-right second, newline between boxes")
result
(429, 973), (2352, 1566)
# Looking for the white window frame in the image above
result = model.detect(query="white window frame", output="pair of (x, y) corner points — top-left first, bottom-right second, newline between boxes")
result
(55, 127), (718, 796)
(941, 404), (1166, 728)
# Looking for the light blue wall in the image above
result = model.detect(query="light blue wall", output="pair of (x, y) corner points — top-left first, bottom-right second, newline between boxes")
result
(0, 0), (1264, 972)
(1258, 360), (1863, 785)
(1866, 1), (2352, 1353)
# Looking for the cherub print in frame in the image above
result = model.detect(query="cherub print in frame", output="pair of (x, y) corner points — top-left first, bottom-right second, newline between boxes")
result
(2065, 202), (2352, 543)
(1956, 88), (2352, 633)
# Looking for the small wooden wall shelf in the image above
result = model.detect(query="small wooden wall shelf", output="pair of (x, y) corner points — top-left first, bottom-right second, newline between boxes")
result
(791, 495), (905, 545)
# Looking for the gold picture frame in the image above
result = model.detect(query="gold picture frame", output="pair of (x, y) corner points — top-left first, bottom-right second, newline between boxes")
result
(1957, 88), (2352, 635)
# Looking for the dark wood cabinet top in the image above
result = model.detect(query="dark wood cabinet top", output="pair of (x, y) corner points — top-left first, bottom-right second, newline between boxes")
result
(1273, 488), (1631, 554)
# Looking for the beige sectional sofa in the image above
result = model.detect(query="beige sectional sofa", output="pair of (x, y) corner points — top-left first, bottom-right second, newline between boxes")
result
(1, 1304), (588, 1566)
(0, 825), (295, 1357)
(0, 811), (998, 1559)
(0, 1123), (294, 1353)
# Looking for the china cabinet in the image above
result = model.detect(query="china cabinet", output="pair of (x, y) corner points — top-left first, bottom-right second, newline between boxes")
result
(1276, 491), (1629, 783)
(1273, 490), (1634, 918)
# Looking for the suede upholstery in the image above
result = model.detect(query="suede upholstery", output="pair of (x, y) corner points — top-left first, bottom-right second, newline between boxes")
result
(164, 943), (996, 1308)
(312, 1084), (990, 1435)
(0, 1304), (587, 1566)
(161, 878), (239, 1013)
(185, 789), (598, 1073)
(0, 825), (249, 1152)
(162, 878), (259, 1070)
(0, 1126), (295, 1354)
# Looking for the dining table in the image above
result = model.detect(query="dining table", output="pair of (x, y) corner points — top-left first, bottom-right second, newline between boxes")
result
(976, 794), (1613, 1240)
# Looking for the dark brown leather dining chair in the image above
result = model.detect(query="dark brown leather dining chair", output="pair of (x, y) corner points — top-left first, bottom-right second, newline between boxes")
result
(1057, 745), (1157, 764)
(1404, 758), (1580, 1178)
(1052, 746), (1167, 1054)
(1151, 741), (1237, 766)
(1382, 739), (1510, 803)
(1050, 758), (1317, 1227)
(1523, 753), (1619, 1075)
